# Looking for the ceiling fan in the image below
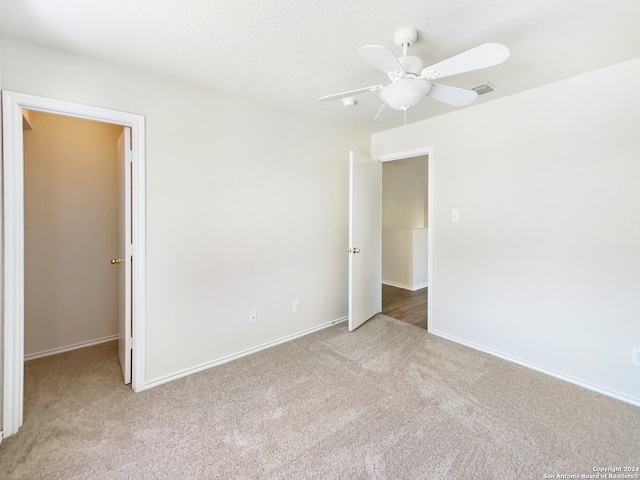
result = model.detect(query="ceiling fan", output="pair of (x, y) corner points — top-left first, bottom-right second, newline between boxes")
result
(317, 27), (510, 121)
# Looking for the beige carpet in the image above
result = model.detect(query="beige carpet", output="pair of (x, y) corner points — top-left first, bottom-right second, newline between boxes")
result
(1, 314), (638, 479)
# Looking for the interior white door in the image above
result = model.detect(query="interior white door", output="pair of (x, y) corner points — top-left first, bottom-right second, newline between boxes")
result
(117, 128), (132, 384)
(348, 151), (382, 331)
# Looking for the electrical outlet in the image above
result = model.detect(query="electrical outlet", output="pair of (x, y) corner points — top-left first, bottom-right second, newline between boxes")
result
(249, 310), (257, 324)
(292, 300), (300, 313)
(633, 347), (640, 367)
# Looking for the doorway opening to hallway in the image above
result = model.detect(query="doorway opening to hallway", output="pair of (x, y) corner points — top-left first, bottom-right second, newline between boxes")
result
(381, 155), (428, 330)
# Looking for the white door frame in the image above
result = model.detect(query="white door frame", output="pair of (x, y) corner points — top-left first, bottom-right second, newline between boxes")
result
(2, 91), (147, 438)
(376, 147), (433, 329)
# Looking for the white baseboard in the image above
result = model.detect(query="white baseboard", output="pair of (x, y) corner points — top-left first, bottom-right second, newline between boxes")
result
(429, 329), (640, 407)
(382, 280), (428, 291)
(24, 335), (119, 361)
(145, 316), (348, 390)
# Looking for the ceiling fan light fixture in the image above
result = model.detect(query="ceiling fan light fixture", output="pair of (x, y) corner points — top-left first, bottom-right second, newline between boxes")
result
(380, 79), (431, 110)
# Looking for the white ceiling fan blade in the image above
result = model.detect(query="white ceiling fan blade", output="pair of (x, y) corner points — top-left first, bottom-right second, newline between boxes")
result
(374, 103), (393, 122)
(317, 84), (384, 102)
(359, 45), (405, 75)
(427, 83), (478, 107)
(421, 43), (510, 79)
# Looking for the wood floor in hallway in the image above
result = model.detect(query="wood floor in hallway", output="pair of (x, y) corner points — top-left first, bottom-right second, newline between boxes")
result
(381, 284), (427, 330)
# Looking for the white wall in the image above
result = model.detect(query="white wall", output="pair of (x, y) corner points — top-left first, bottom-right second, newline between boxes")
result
(23, 111), (122, 357)
(0, 39), (3, 430)
(0, 37), (371, 385)
(411, 229), (428, 287)
(382, 156), (428, 229)
(382, 229), (428, 290)
(372, 57), (640, 404)
(382, 229), (412, 287)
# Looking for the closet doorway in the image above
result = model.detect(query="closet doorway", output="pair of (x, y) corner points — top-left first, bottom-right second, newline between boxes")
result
(23, 110), (124, 364)
(20, 111), (133, 430)
(2, 91), (146, 438)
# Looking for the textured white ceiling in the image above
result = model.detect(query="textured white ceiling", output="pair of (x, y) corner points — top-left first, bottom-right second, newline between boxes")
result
(1, 0), (639, 131)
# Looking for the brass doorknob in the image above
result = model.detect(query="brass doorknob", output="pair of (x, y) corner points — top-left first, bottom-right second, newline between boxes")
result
(110, 258), (124, 265)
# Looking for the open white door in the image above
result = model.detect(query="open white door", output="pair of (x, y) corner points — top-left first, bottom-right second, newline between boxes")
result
(348, 151), (382, 331)
(116, 128), (132, 384)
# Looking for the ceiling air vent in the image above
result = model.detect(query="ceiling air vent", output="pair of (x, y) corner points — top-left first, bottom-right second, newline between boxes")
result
(470, 82), (496, 95)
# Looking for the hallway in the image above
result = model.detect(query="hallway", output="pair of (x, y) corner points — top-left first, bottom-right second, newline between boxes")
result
(381, 284), (427, 329)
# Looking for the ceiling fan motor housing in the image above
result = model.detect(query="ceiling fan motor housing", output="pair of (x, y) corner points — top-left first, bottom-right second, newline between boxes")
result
(398, 55), (424, 75)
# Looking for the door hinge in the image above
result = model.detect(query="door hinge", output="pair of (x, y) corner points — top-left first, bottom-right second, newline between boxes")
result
(126, 336), (133, 350)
